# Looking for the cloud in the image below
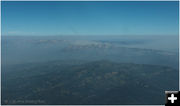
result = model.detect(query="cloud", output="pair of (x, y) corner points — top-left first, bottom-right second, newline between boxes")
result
(7, 31), (22, 34)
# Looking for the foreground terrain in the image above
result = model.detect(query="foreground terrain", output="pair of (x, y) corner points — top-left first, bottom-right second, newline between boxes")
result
(2, 60), (178, 104)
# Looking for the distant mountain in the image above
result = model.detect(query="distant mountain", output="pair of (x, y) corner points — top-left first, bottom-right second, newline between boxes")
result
(2, 60), (178, 105)
(2, 37), (178, 69)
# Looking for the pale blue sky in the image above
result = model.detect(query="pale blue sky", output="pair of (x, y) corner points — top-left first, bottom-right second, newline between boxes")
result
(1, 1), (179, 36)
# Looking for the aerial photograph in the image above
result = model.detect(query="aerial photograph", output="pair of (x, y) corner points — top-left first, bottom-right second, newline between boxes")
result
(1, 1), (179, 105)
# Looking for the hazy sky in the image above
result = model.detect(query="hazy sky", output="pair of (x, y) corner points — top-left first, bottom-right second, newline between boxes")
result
(2, 1), (179, 36)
